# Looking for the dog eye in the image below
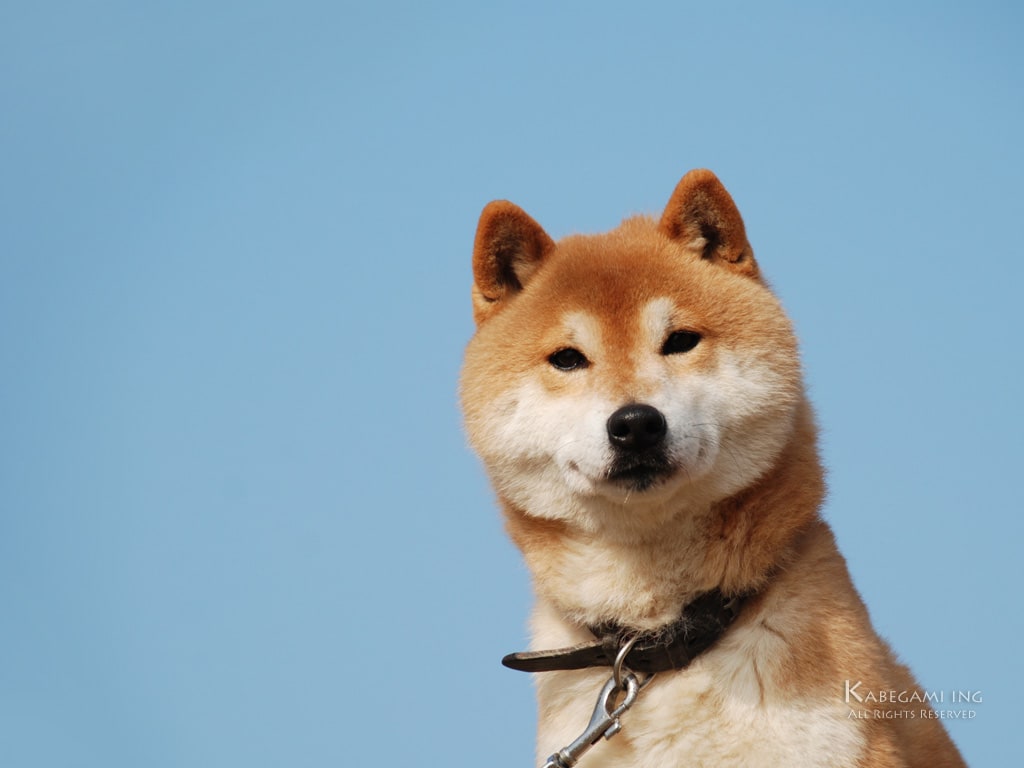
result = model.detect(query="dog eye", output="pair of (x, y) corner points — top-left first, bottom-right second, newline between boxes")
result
(548, 348), (589, 371)
(662, 331), (701, 355)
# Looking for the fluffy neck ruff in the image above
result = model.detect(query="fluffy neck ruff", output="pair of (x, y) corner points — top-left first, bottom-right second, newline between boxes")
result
(502, 399), (824, 632)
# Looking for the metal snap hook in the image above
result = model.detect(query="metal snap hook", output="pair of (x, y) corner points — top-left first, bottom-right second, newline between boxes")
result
(612, 634), (640, 690)
(542, 673), (641, 768)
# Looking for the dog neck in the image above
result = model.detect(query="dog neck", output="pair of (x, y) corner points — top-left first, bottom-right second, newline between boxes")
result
(502, 587), (748, 674)
(502, 399), (824, 632)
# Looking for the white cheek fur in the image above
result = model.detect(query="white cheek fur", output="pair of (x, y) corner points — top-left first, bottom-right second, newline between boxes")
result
(654, 349), (798, 500)
(484, 380), (612, 512)
(477, 344), (797, 523)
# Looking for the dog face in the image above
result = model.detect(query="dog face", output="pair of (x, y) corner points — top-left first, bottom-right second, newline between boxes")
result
(461, 171), (804, 531)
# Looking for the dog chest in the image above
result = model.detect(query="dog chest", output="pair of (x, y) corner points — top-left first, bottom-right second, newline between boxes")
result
(536, 661), (865, 767)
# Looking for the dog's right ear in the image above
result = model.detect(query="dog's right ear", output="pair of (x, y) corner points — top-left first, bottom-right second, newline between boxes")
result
(471, 200), (555, 324)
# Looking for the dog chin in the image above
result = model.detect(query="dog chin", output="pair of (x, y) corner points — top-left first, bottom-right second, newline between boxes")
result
(606, 465), (674, 492)
(593, 464), (690, 503)
(554, 458), (699, 510)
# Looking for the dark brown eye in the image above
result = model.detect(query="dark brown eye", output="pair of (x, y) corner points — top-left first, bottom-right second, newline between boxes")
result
(548, 348), (589, 370)
(662, 331), (701, 355)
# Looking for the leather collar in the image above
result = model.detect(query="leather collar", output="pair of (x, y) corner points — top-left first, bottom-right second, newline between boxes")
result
(502, 589), (747, 675)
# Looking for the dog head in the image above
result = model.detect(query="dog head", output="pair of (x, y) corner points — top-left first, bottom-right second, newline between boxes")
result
(461, 170), (804, 532)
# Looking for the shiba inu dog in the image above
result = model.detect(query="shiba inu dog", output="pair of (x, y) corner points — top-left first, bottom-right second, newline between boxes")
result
(460, 170), (965, 767)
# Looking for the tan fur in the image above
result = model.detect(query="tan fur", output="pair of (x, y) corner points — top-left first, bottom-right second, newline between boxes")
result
(461, 170), (965, 767)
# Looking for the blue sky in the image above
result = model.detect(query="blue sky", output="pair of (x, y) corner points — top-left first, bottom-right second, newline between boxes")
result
(1, 1), (1020, 765)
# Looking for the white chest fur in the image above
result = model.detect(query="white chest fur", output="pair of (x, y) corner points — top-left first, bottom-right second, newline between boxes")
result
(531, 606), (865, 768)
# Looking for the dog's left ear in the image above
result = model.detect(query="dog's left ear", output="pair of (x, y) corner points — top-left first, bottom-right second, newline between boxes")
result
(471, 200), (555, 324)
(659, 169), (759, 280)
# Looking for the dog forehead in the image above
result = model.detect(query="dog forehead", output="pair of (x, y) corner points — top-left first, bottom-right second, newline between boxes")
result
(558, 298), (679, 340)
(641, 296), (677, 336)
(560, 310), (604, 347)
(531, 221), (777, 337)
(534, 246), (710, 332)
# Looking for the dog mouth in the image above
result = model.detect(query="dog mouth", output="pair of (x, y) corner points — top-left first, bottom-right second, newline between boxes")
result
(605, 454), (676, 492)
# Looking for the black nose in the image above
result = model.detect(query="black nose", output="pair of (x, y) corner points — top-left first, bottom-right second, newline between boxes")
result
(606, 404), (667, 451)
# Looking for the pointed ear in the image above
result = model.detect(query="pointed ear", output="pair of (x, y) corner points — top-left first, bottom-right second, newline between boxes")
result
(471, 200), (555, 324)
(658, 169), (759, 279)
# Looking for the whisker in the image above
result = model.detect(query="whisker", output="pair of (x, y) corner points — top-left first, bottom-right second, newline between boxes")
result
(676, 426), (744, 473)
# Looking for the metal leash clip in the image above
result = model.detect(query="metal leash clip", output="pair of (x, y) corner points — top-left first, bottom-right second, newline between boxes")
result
(541, 638), (646, 768)
(541, 672), (640, 768)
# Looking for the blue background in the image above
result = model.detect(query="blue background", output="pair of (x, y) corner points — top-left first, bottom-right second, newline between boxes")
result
(1, 2), (1019, 765)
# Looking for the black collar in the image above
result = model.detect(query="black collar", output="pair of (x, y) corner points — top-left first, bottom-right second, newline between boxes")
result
(502, 589), (747, 675)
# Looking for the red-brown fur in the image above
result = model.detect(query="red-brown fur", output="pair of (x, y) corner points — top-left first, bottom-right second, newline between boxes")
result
(461, 170), (965, 766)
